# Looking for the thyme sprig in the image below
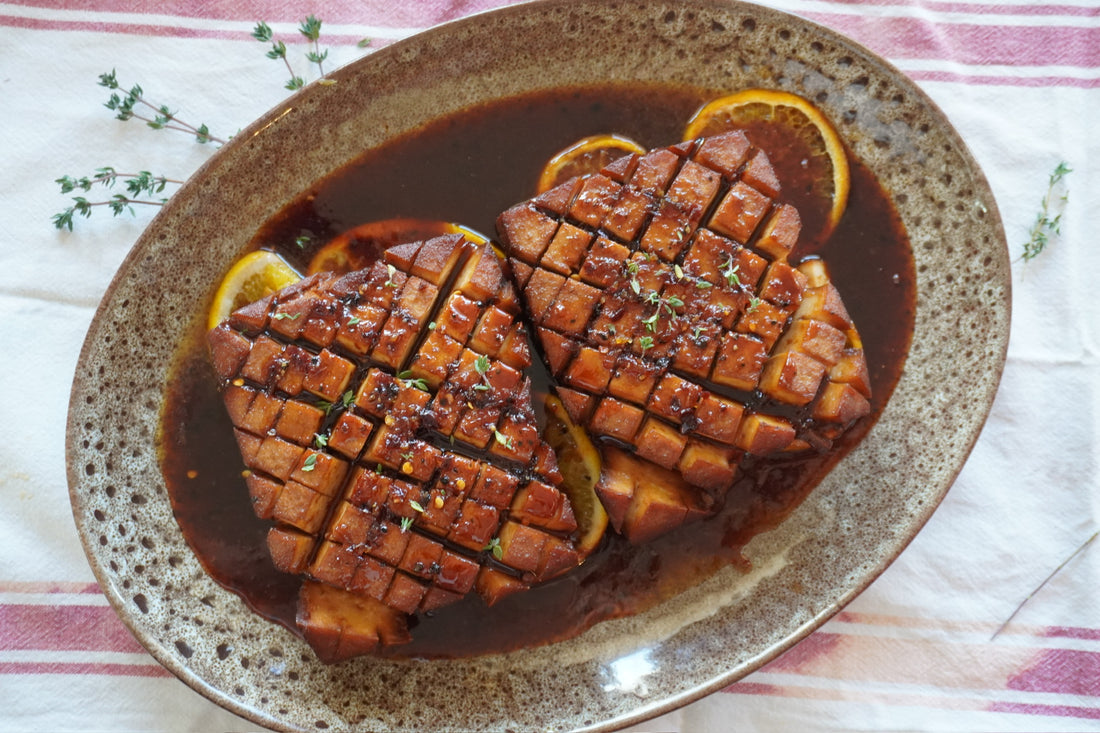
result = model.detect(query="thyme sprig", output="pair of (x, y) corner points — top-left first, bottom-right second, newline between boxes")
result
(56, 16), (362, 231)
(252, 16), (331, 90)
(99, 70), (224, 144)
(1020, 161), (1071, 262)
(53, 168), (184, 230)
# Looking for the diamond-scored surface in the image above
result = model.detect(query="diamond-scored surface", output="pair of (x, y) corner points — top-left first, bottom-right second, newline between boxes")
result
(498, 131), (871, 542)
(207, 236), (580, 654)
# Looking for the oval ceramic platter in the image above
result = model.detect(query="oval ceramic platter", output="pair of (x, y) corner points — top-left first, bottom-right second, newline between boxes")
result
(66, 1), (1009, 731)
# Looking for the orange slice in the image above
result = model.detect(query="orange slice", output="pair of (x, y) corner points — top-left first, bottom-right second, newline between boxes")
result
(536, 134), (646, 194)
(684, 89), (850, 245)
(207, 249), (301, 331)
(543, 396), (608, 558)
(308, 219), (488, 275)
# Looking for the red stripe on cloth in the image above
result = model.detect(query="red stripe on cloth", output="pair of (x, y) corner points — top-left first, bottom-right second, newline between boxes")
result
(1044, 625), (1100, 641)
(906, 69), (1100, 88)
(0, 581), (102, 594)
(989, 701), (1100, 720)
(722, 680), (788, 696)
(3, 0), (510, 27)
(1007, 648), (1100, 697)
(0, 661), (170, 678)
(0, 604), (146, 654)
(825, 0), (1100, 18)
(0, 12), (397, 46)
(802, 13), (1100, 68)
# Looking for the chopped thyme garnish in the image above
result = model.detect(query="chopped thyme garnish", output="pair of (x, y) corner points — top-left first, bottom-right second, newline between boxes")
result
(273, 312), (300, 321)
(313, 433), (328, 449)
(409, 499), (425, 513)
(484, 537), (503, 560)
(474, 354), (490, 375)
(400, 516), (414, 532)
(493, 430), (514, 449)
(722, 255), (742, 288)
(695, 280), (712, 289)
(301, 453), (318, 472)
(638, 335), (654, 355)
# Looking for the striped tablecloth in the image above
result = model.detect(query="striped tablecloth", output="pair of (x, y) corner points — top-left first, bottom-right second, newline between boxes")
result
(2, 0), (1097, 730)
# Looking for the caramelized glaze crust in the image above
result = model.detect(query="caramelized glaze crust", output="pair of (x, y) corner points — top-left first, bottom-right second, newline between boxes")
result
(497, 131), (871, 542)
(208, 235), (580, 658)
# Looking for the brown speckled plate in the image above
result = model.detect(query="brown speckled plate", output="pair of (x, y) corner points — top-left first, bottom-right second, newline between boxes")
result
(66, 1), (1009, 731)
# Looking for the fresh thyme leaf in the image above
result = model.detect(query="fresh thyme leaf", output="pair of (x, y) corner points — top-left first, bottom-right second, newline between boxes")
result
(96, 70), (223, 144)
(1020, 160), (1071, 262)
(273, 312), (300, 320)
(251, 21), (274, 43)
(484, 537), (503, 560)
(58, 17), (377, 234)
(313, 433), (328, 449)
(493, 430), (514, 449)
(722, 256), (742, 288)
(409, 499), (425, 513)
(400, 516), (414, 532)
(474, 354), (490, 375)
(298, 15), (322, 41)
(52, 169), (183, 229)
(301, 453), (318, 472)
(638, 335), (654, 355)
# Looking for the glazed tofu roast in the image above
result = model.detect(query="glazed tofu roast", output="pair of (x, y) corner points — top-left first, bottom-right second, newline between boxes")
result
(206, 130), (871, 660)
(497, 130), (870, 541)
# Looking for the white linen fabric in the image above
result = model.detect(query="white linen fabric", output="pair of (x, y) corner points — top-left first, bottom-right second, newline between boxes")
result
(1, 0), (1097, 730)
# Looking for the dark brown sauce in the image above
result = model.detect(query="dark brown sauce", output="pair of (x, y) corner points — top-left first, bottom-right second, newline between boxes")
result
(159, 83), (915, 659)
